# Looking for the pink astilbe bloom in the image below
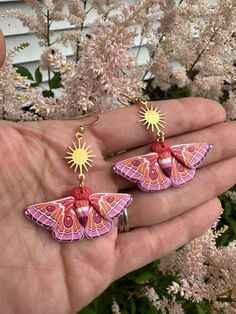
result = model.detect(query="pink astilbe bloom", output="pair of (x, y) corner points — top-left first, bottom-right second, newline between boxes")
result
(67, 0), (85, 27)
(144, 286), (184, 313)
(2, 9), (41, 36)
(111, 299), (121, 314)
(58, 17), (144, 114)
(59, 0), (163, 113)
(160, 225), (236, 312)
(225, 91), (236, 120)
(3, 1), (66, 47)
(0, 47), (58, 121)
(91, 0), (125, 16)
(147, 0), (236, 114)
(144, 286), (160, 308)
(55, 1), (85, 58)
(39, 46), (71, 74)
(225, 190), (236, 202)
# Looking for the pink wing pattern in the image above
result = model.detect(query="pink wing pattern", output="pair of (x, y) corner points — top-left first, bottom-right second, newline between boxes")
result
(86, 193), (132, 238)
(171, 143), (212, 169)
(25, 197), (74, 230)
(89, 193), (132, 220)
(85, 206), (113, 239)
(25, 197), (84, 242)
(170, 156), (196, 186)
(169, 143), (212, 186)
(113, 153), (171, 192)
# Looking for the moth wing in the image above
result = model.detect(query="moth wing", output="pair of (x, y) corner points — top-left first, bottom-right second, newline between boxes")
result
(52, 207), (84, 242)
(114, 153), (171, 192)
(85, 206), (112, 239)
(25, 197), (74, 230)
(25, 197), (84, 242)
(170, 157), (196, 186)
(89, 193), (132, 221)
(171, 143), (212, 169)
(113, 153), (153, 183)
(140, 155), (171, 191)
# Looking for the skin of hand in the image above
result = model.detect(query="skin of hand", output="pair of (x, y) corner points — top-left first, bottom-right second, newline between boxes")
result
(0, 29), (6, 68)
(0, 97), (235, 314)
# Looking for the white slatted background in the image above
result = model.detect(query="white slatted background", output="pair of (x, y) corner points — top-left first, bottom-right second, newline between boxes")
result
(0, 0), (149, 84)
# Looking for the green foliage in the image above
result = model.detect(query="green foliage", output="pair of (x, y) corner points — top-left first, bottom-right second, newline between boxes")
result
(35, 67), (43, 84)
(14, 64), (62, 98)
(144, 78), (192, 101)
(49, 72), (61, 89)
(42, 90), (54, 98)
(218, 185), (236, 245)
(14, 64), (34, 81)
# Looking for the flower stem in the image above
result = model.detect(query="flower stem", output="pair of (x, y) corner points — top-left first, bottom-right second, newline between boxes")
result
(46, 9), (52, 92)
(187, 32), (217, 79)
(136, 26), (145, 63)
(76, 0), (88, 63)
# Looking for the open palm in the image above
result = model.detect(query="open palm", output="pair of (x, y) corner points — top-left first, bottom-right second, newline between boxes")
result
(0, 97), (236, 314)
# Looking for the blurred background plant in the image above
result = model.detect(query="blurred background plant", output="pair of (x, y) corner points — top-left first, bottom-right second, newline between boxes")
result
(0, 0), (236, 313)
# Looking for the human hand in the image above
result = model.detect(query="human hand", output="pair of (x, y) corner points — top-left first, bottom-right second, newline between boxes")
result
(0, 97), (235, 314)
(0, 29), (6, 68)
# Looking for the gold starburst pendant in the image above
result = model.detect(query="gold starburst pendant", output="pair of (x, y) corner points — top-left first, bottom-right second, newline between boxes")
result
(64, 126), (96, 176)
(139, 102), (165, 134)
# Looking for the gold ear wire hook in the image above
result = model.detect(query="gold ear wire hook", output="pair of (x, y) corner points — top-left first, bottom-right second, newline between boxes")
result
(75, 126), (85, 140)
(67, 113), (100, 127)
(118, 94), (148, 106)
(64, 113), (99, 140)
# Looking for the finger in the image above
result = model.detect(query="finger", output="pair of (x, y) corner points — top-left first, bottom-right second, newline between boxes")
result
(114, 197), (222, 280)
(127, 157), (236, 228)
(12, 97), (225, 157)
(93, 97), (225, 153)
(0, 29), (6, 68)
(111, 121), (236, 190)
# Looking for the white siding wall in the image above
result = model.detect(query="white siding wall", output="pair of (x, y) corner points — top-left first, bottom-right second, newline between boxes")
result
(0, 0), (149, 84)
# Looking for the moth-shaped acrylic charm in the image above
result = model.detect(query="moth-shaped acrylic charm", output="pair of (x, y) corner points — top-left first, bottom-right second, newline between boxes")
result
(113, 97), (212, 192)
(25, 120), (132, 242)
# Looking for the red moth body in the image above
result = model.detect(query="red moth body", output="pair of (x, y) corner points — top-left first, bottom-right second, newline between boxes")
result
(69, 186), (92, 227)
(150, 141), (172, 177)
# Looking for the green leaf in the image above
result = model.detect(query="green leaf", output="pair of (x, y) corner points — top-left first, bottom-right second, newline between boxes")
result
(94, 291), (111, 314)
(130, 298), (136, 314)
(35, 67), (43, 84)
(78, 307), (95, 314)
(167, 85), (191, 99)
(121, 310), (129, 314)
(133, 271), (155, 284)
(14, 65), (34, 81)
(226, 216), (236, 235)
(30, 82), (39, 88)
(42, 90), (54, 98)
(49, 72), (61, 89)
(195, 303), (209, 314)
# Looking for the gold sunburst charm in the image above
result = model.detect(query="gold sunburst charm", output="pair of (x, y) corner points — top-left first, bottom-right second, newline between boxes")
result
(65, 140), (96, 174)
(139, 103), (165, 134)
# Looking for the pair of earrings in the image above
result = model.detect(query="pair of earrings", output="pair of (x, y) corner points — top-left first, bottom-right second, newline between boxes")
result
(25, 97), (212, 242)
